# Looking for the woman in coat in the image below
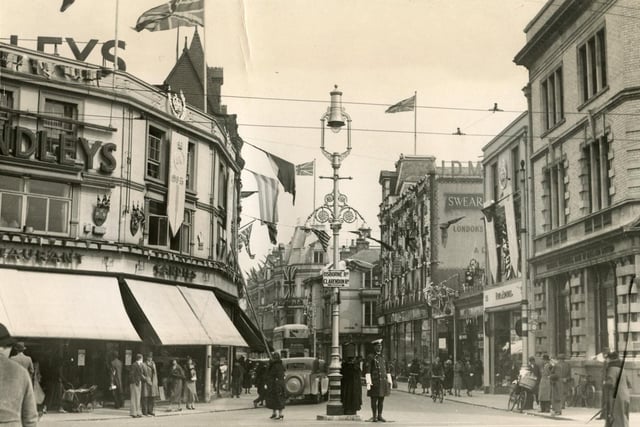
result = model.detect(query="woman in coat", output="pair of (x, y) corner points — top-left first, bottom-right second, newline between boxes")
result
(231, 359), (245, 398)
(265, 353), (286, 420)
(452, 360), (464, 397)
(538, 354), (552, 413)
(605, 352), (631, 427)
(183, 357), (197, 410)
(168, 359), (185, 412)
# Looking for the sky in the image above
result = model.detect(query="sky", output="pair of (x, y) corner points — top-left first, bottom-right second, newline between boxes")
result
(0, 0), (547, 272)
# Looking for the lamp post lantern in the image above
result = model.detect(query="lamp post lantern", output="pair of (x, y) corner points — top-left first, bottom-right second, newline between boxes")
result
(310, 85), (359, 417)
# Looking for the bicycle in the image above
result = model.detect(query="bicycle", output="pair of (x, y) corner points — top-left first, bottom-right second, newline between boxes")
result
(431, 375), (444, 403)
(408, 373), (418, 394)
(568, 373), (596, 407)
(508, 381), (527, 412)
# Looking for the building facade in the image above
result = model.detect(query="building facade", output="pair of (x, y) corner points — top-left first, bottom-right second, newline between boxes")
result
(377, 155), (484, 373)
(304, 228), (382, 361)
(0, 41), (262, 404)
(245, 226), (328, 356)
(514, 0), (639, 407)
(481, 112), (528, 392)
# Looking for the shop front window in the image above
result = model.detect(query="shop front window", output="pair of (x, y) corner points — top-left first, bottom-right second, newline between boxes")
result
(0, 176), (70, 233)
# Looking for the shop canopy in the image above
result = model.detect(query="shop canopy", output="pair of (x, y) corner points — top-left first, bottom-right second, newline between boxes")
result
(123, 279), (212, 346)
(178, 286), (247, 347)
(232, 305), (270, 353)
(0, 269), (140, 341)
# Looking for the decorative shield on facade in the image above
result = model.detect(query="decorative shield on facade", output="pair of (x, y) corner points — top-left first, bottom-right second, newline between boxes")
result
(93, 195), (110, 226)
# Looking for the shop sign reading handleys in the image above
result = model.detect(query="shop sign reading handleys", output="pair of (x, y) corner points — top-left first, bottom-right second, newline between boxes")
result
(322, 269), (350, 288)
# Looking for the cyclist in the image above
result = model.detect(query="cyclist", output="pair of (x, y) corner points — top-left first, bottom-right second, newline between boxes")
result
(431, 357), (444, 400)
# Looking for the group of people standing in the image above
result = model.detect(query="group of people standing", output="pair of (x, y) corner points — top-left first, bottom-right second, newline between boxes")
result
(394, 355), (482, 397)
(523, 351), (631, 427)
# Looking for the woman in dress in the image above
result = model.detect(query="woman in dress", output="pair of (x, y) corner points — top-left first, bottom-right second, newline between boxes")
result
(452, 359), (463, 397)
(168, 359), (185, 412)
(265, 352), (286, 420)
(183, 357), (198, 410)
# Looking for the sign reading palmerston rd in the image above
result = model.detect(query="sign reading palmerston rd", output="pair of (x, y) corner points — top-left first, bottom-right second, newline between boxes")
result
(322, 269), (349, 288)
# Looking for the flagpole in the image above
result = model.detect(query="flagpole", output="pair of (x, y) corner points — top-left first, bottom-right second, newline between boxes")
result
(113, 0), (119, 70)
(414, 90), (417, 155)
(176, 26), (180, 62)
(313, 158), (317, 214)
(202, 1), (207, 114)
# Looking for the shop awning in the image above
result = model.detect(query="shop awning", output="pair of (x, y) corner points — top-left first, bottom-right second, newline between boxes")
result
(123, 279), (212, 345)
(233, 307), (269, 352)
(178, 286), (247, 347)
(0, 269), (140, 341)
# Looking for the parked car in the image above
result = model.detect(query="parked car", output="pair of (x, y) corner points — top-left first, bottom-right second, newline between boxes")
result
(282, 357), (329, 404)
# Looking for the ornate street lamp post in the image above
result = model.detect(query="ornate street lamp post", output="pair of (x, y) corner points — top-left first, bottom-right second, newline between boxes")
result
(310, 86), (358, 417)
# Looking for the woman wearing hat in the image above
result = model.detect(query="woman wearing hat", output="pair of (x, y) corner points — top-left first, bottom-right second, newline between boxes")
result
(0, 323), (38, 426)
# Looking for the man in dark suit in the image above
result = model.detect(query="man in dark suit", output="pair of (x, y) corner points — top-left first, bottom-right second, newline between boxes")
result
(550, 354), (571, 416)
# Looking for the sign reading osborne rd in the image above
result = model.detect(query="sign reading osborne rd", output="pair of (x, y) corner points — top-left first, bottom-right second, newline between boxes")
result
(322, 269), (350, 288)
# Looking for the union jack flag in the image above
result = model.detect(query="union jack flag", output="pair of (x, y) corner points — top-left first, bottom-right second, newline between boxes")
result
(295, 161), (314, 176)
(238, 223), (255, 259)
(283, 265), (297, 301)
(135, 0), (204, 32)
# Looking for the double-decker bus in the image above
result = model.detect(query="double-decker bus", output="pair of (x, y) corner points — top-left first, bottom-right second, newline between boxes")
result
(272, 324), (310, 357)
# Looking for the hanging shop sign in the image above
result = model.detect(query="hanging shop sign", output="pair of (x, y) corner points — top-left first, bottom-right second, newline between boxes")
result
(322, 269), (349, 288)
(0, 124), (117, 173)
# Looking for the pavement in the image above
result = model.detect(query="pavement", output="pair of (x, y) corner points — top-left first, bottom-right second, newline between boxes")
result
(39, 386), (639, 425)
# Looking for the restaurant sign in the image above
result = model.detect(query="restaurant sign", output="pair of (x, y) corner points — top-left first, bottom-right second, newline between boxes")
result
(0, 246), (82, 265)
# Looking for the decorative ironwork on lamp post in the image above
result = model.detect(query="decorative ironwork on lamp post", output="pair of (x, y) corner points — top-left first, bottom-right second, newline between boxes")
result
(307, 86), (361, 417)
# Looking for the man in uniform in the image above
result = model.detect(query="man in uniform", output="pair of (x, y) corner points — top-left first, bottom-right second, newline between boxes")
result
(364, 339), (392, 422)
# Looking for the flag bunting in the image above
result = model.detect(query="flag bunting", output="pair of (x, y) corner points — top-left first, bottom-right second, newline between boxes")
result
(264, 151), (296, 204)
(385, 95), (416, 114)
(60, 0), (75, 12)
(135, 0), (204, 32)
(238, 223), (255, 259)
(251, 172), (280, 245)
(304, 228), (330, 252)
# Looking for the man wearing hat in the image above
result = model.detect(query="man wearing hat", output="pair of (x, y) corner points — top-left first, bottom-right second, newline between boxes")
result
(0, 323), (38, 426)
(550, 353), (571, 416)
(10, 342), (34, 382)
(364, 338), (392, 422)
(141, 352), (159, 416)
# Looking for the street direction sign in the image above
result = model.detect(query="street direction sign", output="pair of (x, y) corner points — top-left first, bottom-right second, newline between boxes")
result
(322, 269), (349, 287)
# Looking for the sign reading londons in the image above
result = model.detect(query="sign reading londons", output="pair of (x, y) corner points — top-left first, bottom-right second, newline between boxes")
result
(322, 269), (349, 288)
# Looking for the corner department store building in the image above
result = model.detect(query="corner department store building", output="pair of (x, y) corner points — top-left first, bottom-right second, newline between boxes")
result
(0, 42), (263, 402)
